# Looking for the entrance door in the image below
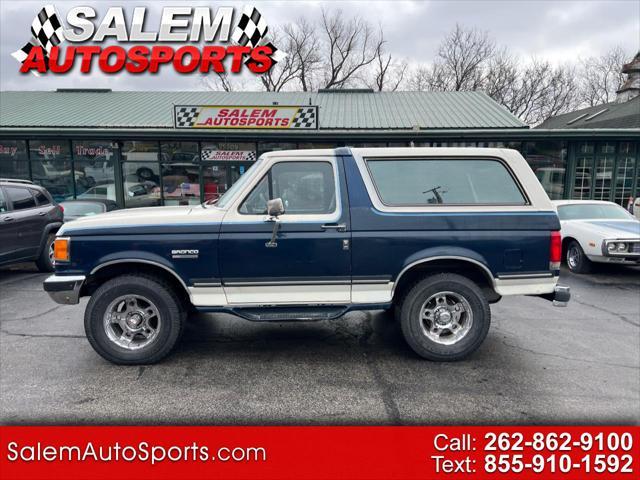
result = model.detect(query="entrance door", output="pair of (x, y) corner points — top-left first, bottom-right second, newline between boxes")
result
(219, 156), (351, 305)
(202, 162), (252, 203)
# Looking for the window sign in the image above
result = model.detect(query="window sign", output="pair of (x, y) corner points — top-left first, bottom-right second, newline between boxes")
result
(201, 142), (257, 162)
(0, 140), (29, 180)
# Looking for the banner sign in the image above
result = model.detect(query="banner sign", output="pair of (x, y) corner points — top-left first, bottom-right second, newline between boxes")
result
(201, 150), (257, 162)
(1, 426), (637, 479)
(175, 105), (318, 129)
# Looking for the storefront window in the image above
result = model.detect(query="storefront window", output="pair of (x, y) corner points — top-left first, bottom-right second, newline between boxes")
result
(121, 141), (161, 208)
(257, 142), (296, 157)
(0, 140), (29, 180)
(525, 141), (567, 200)
(72, 140), (117, 201)
(161, 142), (199, 163)
(298, 142), (338, 150)
(162, 163), (201, 206)
(29, 139), (73, 202)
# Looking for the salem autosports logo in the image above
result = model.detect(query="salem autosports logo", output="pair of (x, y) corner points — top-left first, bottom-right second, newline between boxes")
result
(12, 5), (286, 76)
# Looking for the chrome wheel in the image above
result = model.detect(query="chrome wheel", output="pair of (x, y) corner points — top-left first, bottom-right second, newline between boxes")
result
(420, 291), (473, 345)
(103, 295), (161, 350)
(567, 246), (580, 269)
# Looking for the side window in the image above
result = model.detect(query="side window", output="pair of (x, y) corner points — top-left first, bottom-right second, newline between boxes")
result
(366, 158), (526, 206)
(5, 186), (37, 210)
(239, 161), (336, 215)
(31, 189), (50, 206)
(239, 175), (269, 214)
(0, 189), (7, 213)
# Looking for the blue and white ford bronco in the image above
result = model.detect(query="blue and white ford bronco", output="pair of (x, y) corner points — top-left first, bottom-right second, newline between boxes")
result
(44, 147), (570, 364)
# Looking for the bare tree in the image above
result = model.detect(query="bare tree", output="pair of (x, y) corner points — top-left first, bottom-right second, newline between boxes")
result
(364, 34), (408, 91)
(317, 8), (383, 89)
(259, 27), (303, 92)
(508, 59), (580, 125)
(579, 46), (629, 106)
(201, 72), (235, 92)
(436, 24), (496, 91)
(284, 18), (321, 91)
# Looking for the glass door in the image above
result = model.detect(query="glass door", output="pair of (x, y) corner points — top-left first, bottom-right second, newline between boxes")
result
(572, 142), (594, 200)
(613, 142), (637, 206)
(202, 163), (250, 203)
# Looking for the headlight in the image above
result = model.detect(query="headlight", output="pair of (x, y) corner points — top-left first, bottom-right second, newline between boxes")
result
(607, 243), (617, 252)
(53, 237), (70, 262)
(617, 243), (628, 252)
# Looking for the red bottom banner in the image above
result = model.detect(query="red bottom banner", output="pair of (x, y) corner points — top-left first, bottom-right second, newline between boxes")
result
(1, 426), (638, 479)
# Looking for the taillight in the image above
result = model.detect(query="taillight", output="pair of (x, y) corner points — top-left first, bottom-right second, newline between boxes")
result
(58, 204), (64, 213)
(550, 231), (562, 270)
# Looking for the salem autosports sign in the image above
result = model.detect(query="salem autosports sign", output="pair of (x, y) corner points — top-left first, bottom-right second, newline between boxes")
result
(12, 4), (285, 76)
(175, 106), (318, 129)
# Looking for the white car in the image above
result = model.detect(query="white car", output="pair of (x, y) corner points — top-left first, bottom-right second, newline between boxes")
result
(552, 200), (640, 273)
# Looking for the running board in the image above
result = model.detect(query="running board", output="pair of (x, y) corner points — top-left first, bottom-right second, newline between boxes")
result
(232, 306), (348, 322)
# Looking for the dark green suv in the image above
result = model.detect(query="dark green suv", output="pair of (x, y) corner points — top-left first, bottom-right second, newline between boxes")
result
(0, 179), (64, 272)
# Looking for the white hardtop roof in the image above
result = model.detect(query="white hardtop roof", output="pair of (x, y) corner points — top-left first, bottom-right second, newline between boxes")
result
(263, 147), (518, 158)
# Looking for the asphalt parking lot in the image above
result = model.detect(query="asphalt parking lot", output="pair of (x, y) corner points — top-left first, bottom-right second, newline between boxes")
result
(1, 263), (638, 425)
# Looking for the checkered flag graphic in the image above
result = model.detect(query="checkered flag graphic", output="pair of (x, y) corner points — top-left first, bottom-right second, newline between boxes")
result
(12, 5), (65, 76)
(245, 40), (288, 69)
(245, 152), (257, 161)
(31, 5), (65, 55)
(291, 107), (317, 129)
(175, 107), (200, 128)
(232, 6), (268, 48)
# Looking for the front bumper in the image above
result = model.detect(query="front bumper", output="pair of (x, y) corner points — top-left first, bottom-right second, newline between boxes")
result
(43, 275), (86, 305)
(538, 285), (571, 307)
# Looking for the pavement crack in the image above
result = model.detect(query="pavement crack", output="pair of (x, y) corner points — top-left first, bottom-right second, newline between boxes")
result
(0, 306), (62, 323)
(571, 298), (640, 327)
(501, 339), (639, 370)
(0, 328), (85, 339)
(359, 312), (402, 425)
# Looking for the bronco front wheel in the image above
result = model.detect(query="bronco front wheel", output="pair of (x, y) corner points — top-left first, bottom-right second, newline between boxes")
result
(398, 273), (491, 361)
(84, 275), (184, 364)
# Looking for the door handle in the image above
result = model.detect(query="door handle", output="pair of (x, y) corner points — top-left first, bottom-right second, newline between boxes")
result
(38, 211), (47, 216)
(3, 216), (14, 222)
(321, 223), (346, 231)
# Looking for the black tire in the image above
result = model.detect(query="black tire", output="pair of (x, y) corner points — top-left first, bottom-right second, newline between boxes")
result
(84, 275), (184, 365)
(398, 273), (491, 361)
(566, 240), (592, 274)
(35, 233), (55, 272)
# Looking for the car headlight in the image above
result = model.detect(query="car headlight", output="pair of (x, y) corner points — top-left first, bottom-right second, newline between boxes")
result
(617, 243), (628, 252)
(607, 242), (617, 253)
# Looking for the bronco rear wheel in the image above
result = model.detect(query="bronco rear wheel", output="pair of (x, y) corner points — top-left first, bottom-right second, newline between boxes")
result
(84, 275), (184, 365)
(398, 273), (490, 361)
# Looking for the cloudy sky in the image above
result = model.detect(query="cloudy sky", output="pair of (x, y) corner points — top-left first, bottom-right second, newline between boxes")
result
(0, 0), (638, 91)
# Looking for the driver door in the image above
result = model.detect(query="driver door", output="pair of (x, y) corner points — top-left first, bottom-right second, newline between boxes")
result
(219, 156), (351, 305)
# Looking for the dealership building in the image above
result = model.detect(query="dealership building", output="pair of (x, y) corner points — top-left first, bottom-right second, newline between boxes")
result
(1, 85), (639, 209)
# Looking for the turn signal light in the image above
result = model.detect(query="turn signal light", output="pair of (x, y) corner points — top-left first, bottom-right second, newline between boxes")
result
(549, 231), (561, 270)
(53, 238), (70, 262)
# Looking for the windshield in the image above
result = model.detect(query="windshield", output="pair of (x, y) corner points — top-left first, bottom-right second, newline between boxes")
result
(212, 157), (264, 209)
(61, 202), (105, 216)
(557, 203), (634, 221)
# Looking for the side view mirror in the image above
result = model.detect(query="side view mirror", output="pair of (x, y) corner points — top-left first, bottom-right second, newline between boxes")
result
(265, 198), (284, 248)
(266, 198), (285, 218)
